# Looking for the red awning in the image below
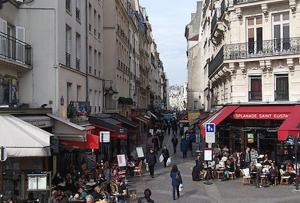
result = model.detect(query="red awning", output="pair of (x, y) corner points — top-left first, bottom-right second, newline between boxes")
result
(232, 106), (293, 120)
(200, 105), (239, 137)
(61, 134), (100, 149)
(277, 105), (300, 141)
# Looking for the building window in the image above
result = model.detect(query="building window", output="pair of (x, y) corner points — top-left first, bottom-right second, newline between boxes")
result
(66, 0), (71, 14)
(98, 52), (101, 71)
(273, 12), (290, 52)
(89, 46), (92, 73)
(94, 49), (97, 71)
(0, 77), (18, 106)
(88, 3), (92, 32)
(76, 0), (81, 22)
(275, 74), (289, 101)
(94, 9), (97, 36)
(66, 24), (72, 67)
(67, 82), (72, 105)
(76, 33), (81, 70)
(76, 85), (81, 101)
(98, 14), (101, 40)
(247, 16), (263, 54)
(249, 76), (262, 101)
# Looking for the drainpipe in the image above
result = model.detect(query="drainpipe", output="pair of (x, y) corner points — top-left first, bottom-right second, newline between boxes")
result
(85, 0), (89, 103)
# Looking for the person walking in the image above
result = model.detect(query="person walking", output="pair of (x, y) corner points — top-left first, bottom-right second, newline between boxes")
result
(146, 148), (157, 178)
(138, 188), (154, 203)
(180, 138), (188, 158)
(170, 165), (182, 200)
(171, 136), (178, 154)
(162, 145), (170, 167)
(158, 131), (164, 149)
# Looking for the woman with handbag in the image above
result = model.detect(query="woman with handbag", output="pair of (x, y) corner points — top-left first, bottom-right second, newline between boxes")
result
(170, 164), (182, 200)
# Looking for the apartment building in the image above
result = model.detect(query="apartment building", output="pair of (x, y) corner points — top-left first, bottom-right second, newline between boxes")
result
(185, 1), (204, 111)
(205, 0), (300, 108)
(0, 0), (104, 118)
(191, 0), (300, 154)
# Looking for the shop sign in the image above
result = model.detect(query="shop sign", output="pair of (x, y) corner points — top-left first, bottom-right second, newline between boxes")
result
(232, 113), (289, 120)
(99, 131), (110, 143)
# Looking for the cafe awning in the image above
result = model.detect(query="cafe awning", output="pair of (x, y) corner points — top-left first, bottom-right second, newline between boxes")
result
(60, 133), (99, 149)
(200, 105), (239, 137)
(89, 115), (128, 138)
(47, 114), (87, 142)
(0, 115), (52, 157)
(277, 105), (300, 141)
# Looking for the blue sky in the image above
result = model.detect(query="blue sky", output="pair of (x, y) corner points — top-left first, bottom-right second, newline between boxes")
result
(139, 0), (197, 86)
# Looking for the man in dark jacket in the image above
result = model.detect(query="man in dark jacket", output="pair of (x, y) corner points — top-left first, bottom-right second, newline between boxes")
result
(146, 149), (157, 178)
(171, 136), (178, 154)
(162, 145), (170, 167)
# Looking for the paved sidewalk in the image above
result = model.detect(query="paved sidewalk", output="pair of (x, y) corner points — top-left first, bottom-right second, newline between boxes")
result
(128, 130), (300, 203)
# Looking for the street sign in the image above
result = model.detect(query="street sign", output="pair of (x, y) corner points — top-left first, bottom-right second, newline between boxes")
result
(205, 123), (216, 143)
(0, 147), (7, 162)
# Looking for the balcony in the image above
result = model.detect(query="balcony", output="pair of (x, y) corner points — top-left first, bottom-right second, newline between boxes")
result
(234, 0), (260, 4)
(249, 91), (262, 101)
(275, 90), (289, 101)
(0, 32), (32, 68)
(209, 46), (224, 77)
(224, 38), (300, 60)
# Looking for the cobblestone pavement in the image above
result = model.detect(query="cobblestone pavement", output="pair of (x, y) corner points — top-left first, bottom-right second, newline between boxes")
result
(128, 130), (300, 203)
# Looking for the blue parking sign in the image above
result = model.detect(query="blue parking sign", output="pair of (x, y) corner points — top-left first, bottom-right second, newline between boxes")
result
(206, 124), (215, 133)
(205, 123), (216, 143)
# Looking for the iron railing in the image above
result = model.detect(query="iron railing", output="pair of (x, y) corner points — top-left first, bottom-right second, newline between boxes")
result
(224, 38), (300, 60)
(275, 90), (289, 101)
(0, 32), (32, 65)
(209, 46), (224, 76)
(234, 0), (261, 4)
(249, 91), (262, 101)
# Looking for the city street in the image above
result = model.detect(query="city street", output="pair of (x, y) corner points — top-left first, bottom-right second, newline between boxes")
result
(129, 131), (300, 203)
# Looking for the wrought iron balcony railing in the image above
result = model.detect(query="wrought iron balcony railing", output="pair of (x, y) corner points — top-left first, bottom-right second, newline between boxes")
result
(0, 32), (32, 65)
(234, 0), (261, 4)
(224, 38), (300, 60)
(209, 46), (224, 76)
(249, 91), (262, 101)
(275, 90), (289, 101)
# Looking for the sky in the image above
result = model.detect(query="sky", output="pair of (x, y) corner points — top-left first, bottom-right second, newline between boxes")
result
(139, 0), (197, 86)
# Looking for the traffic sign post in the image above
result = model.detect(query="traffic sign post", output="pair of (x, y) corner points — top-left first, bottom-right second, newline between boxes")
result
(205, 123), (216, 143)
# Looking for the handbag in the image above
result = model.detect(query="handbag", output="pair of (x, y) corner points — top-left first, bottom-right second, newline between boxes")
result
(166, 157), (171, 166)
(159, 154), (164, 163)
(179, 183), (183, 192)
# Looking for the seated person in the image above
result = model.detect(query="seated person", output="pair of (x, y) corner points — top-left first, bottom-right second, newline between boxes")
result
(267, 163), (277, 185)
(287, 163), (296, 184)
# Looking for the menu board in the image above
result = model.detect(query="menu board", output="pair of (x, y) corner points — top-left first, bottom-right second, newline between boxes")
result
(28, 176), (38, 190)
(117, 154), (127, 167)
(136, 147), (144, 158)
(37, 176), (47, 190)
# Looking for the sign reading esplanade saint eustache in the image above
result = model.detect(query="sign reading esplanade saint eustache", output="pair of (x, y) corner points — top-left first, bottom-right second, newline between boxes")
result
(232, 113), (289, 120)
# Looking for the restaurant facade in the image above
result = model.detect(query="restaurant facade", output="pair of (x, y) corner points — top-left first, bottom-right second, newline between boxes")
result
(200, 104), (300, 163)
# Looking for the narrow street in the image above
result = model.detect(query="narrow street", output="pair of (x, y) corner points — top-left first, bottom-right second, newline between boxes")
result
(129, 130), (300, 203)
